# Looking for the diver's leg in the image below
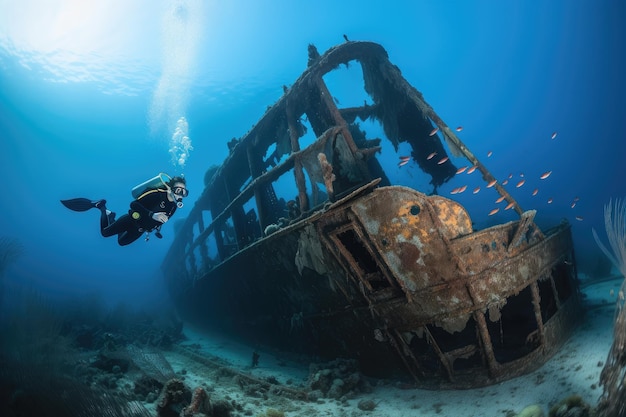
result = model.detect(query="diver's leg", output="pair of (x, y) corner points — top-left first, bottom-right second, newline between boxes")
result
(99, 208), (109, 231)
(118, 229), (143, 246)
(102, 214), (131, 237)
(95, 200), (116, 231)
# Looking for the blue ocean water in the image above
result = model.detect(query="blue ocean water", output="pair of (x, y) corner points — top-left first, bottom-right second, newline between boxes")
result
(0, 1), (624, 316)
(0, 0), (626, 302)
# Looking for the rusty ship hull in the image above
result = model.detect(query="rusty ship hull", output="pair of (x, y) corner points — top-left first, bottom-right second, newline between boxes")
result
(163, 41), (581, 388)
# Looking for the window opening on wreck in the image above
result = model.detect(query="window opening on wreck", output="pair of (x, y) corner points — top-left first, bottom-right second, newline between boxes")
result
(537, 276), (558, 323)
(202, 231), (219, 272)
(268, 166), (302, 219)
(336, 228), (390, 291)
(301, 164), (330, 209)
(357, 115), (433, 192)
(190, 244), (203, 276)
(240, 198), (263, 246)
(552, 262), (574, 303)
(485, 286), (540, 363)
(219, 217), (238, 258)
(192, 216), (217, 275)
(425, 319), (483, 372)
(264, 125), (296, 167)
(322, 59), (370, 109)
(294, 115), (316, 150)
(238, 175), (252, 194)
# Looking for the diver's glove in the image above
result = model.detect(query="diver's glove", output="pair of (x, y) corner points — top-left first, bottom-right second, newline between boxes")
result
(151, 212), (169, 223)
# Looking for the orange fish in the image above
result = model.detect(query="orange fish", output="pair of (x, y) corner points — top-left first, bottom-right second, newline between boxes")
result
(487, 151), (493, 157)
(487, 179), (497, 188)
(426, 152), (437, 160)
(473, 187), (480, 194)
(551, 132), (557, 140)
(450, 187), (459, 195)
(466, 165), (477, 174)
(547, 197), (553, 204)
(575, 216), (584, 221)
(516, 179), (525, 188)
(532, 188), (539, 196)
(398, 159), (409, 167)
(496, 196), (506, 203)
(488, 208), (500, 216)
(437, 156), (449, 165)
(399, 155), (411, 161)
(430, 127), (439, 136)
(456, 126), (463, 132)
(457, 185), (467, 193)
(505, 201), (515, 210)
(456, 166), (468, 174)
(540, 171), (552, 180)
(502, 179), (509, 185)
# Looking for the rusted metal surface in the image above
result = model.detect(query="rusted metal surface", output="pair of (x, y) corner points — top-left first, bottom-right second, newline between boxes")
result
(162, 41), (582, 388)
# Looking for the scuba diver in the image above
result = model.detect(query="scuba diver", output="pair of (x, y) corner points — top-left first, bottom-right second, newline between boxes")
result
(61, 173), (189, 246)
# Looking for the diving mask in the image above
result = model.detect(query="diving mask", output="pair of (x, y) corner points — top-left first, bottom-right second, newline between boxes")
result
(172, 186), (189, 197)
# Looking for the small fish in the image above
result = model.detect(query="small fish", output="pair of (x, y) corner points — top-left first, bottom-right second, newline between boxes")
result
(429, 127), (439, 136)
(571, 202), (577, 208)
(505, 201), (515, 210)
(575, 216), (584, 221)
(398, 159), (409, 167)
(573, 196), (580, 202)
(456, 126), (463, 132)
(457, 185), (467, 193)
(450, 187), (459, 195)
(532, 188), (539, 196)
(508, 173), (513, 179)
(516, 179), (525, 188)
(488, 208), (500, 216)
(502, 179), (509, 185)
(540, 171), (552, 180)
(547, 197), (553, 204)
(437, 156), (449, 165)
(399, 155), (411, 161)
(466, 165), (478, 174)
(610, 289), (615, 297)
(426, 152), (437, 160)
(551, 132), (558, 140)
(487, 179), (497, 188)
(519, 173), (524, 178)
(473, 187), (480, 194)
(456, 166), (468, 174)
(495, 196), (506, 203)
(487, 151), (493, 157)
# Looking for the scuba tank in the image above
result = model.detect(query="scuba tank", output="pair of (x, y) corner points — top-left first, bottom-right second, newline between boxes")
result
(131, 173), (171, 199)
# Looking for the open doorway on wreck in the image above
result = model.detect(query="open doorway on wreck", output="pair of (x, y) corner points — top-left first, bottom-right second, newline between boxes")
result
(484, 286), (541, 363)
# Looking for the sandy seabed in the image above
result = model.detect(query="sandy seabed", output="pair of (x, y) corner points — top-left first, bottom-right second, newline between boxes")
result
(139, 273), (620, 417)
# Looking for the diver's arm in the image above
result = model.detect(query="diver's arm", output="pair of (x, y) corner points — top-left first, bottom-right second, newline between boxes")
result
(130, 190), (163, 219)
(130, 199), (153, 219)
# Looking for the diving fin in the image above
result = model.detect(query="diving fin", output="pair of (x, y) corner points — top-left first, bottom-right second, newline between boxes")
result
(60, 198), (105, 212)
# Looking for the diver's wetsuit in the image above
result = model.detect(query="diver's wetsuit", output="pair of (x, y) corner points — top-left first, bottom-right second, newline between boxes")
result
(101, 188), (178, 246)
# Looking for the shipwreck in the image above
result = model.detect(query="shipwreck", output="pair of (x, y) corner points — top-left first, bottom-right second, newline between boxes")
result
(162, 41), (581, 389)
